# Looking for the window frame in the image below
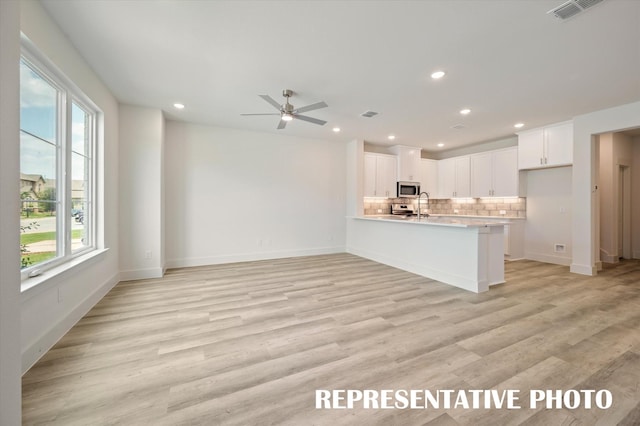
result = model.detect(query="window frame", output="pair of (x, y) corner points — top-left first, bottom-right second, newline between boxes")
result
(20, 37), (99, 282)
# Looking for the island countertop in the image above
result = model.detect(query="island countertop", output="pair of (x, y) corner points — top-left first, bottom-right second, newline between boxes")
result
(354, 215), (508, 228)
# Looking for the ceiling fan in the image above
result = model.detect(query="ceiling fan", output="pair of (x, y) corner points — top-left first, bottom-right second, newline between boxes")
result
(241, 89), (328, 129)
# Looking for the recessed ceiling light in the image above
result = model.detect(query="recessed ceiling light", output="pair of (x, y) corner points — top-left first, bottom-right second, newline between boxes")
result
(460, 108), (471, 115)
(388, 135), (396, 140)
(431, 71), (445, 79)
(437, 143), (445, 148)
(332, 127), (341, 133)
(173, 103), (185, 109)
(514, 123), (524, 128)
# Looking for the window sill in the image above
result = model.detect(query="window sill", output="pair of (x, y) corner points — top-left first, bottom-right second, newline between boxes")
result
(21, 248), (109, 301)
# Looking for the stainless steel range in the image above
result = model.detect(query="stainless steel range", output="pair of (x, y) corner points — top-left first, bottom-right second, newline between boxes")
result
(391, 203), (415, 217)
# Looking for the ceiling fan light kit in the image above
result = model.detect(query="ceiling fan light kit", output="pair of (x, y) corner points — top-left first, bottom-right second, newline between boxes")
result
(241, 89), (328, 129)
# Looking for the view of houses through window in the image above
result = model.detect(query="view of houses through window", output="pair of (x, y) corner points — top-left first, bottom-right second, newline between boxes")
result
(20, 51), (96, 274)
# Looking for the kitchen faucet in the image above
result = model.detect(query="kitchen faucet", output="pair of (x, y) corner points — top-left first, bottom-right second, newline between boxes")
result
(417, 191), (430, 220)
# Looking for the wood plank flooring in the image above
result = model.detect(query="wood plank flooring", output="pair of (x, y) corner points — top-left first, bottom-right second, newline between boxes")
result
(22, 254), (640, 425)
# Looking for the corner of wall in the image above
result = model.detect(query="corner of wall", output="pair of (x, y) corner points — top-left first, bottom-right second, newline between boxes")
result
(0, 0), (23, 423)
(21, 272), (120, 374)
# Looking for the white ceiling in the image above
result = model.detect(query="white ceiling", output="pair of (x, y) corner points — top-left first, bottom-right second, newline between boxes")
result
(40, 0), (640, 153)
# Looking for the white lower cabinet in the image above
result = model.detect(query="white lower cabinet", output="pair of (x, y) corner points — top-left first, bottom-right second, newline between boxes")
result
(482, 218), (524, 259)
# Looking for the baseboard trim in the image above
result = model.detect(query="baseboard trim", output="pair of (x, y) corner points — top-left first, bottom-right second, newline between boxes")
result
(599, 249), (618, 264)
(570, 263), (598, 276)
(119, 267), (165, 281)
(21, 272), (120, 374)
(165, 246), (346, 269)
(525, 251), (572, 266)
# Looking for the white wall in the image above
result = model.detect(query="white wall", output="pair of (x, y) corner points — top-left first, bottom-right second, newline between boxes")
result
(165, 121), (346, 267)
(19, 0), (120, 372)
(119, 105), (164, 280)
(0, 1), (22, 422)
(524, 167), (573, 265)
(572, 101), (640, 275)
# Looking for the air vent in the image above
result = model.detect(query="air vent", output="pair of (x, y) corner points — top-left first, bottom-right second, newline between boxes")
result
(361, 111), (379, 118)
(548, 0), (605, 20)
(451, 123), (465, 130)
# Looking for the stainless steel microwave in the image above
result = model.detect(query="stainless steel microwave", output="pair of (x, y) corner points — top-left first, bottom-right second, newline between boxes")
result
(397, 181), (420, 198)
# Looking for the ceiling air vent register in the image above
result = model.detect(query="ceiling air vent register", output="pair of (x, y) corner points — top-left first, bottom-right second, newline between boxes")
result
(548, 0), (605, 20)
(361, 111), (379, 118)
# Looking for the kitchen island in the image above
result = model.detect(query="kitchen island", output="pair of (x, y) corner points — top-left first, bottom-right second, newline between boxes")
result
(346, 215), (505, 293)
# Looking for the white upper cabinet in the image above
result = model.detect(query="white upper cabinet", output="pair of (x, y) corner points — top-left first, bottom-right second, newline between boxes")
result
(364, 153), (377, 197)
(517, 121), (573, 170)
(470, 147), (518, 197)
(470, 152), (493, 197)
(364, 152), (397, 198)
(438, 156), (470, 198)
(419, 159), (438, 197)
(389, 145), (421, 182)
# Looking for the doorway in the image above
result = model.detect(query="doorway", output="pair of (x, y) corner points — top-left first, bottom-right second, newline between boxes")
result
(596, 131), (637, 264)
(618, 165), (631, 260)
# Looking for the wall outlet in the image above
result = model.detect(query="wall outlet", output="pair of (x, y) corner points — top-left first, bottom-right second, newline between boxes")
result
(499, 210), (506, 215)
(454, 209), (459, 214)
(145, 250), (152, 259)
(554, 244), (566, 253)
(377, 209), (382, 213)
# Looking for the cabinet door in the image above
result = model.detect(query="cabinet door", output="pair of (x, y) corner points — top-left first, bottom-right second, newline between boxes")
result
(377, 154), (397, 198)
(517, 128), (544, 170)
(470, 152), (493, 197)
(437, 158), (456, 198)
(545, 122), (572, 167)
(363, 153), (377, 197)
(419, 159), (438, 197)
(454, 156), (470, 197)
(492, 148), (519, 197)
(392, 146), (421, 181)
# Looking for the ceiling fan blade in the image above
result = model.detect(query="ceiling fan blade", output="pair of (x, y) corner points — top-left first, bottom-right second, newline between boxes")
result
(240, 113), (280, 116)
(293, 101), (328, 114)
(277, 119), (287, 129)
(294, 114), (327, 126)
(259, 94), (282, 111)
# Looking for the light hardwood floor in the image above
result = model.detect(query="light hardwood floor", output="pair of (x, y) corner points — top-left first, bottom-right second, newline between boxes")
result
(22, 254), (640, 425)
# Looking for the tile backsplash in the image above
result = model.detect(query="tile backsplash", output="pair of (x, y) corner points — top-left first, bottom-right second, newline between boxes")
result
(363, 197), (526, 218)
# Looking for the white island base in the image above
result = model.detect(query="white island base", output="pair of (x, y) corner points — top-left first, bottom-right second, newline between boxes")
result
(346, 216), (505, 293)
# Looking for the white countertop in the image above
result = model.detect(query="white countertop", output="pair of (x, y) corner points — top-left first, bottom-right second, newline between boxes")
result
(431, 214), (525, 220)
(354, 215), (507, 228)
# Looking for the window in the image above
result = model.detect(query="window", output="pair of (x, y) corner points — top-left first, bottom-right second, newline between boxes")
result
(20, 43), (98, 278)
